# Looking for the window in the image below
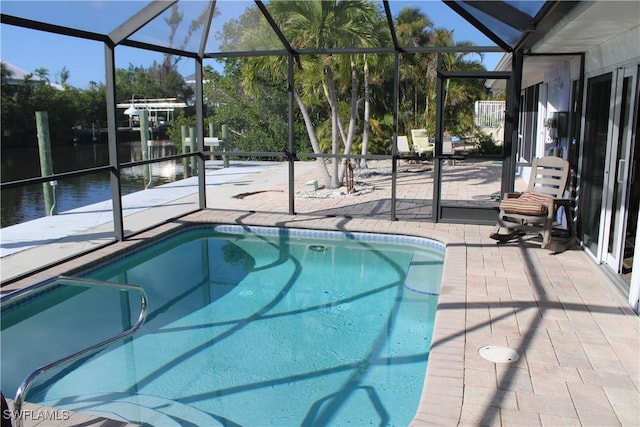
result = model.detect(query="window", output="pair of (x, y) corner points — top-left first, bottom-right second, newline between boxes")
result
(518, 84), (539, 163)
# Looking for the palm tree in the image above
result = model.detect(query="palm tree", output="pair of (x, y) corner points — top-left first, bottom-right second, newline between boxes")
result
(58, 66), (71, 85)
(264, 0), (385, 188)
(396, 15), (485, 138)
(360, 54), (372, 169)
(395, 7), (433, 129)
(33, 67), (50, 84)
(437, 39), (486, 137)
(357, 6), (393, 169)
(359, 51), (393, 169)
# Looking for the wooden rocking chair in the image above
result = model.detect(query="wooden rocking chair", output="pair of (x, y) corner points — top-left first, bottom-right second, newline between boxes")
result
(490, 156), (574, 250)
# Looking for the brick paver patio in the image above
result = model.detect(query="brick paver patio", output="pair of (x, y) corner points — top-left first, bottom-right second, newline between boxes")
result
(3, 158), (638, 426)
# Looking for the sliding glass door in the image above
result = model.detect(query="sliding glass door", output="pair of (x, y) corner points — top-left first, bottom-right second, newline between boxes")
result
(603, 66), (639, 278)
(580, 66), (639, 288)
(578, 73), (612, 255)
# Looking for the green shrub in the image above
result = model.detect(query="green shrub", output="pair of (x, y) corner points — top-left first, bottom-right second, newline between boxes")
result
(475, 130), (502, 155)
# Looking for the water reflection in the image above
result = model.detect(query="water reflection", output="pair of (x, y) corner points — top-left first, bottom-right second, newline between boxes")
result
(1, 142), (182, 228)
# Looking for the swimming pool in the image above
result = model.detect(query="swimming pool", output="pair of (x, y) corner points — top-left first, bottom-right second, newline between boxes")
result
(1, 225), (444, 426)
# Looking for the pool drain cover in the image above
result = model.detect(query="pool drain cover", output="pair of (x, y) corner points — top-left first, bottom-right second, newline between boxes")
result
(479, 346), (519, 363)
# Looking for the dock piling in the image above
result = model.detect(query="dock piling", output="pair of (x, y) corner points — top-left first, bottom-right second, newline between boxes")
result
(189, 127), (197, 175)
(222, 124), (229, 168)
(139, 110), (151, 187)
(181, 125), (188, 177)
(36, 111), (57, 216)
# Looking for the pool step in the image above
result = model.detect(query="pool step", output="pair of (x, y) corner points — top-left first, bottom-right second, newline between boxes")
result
(43, 392), (223, 427)
(404, 252), (442, 295)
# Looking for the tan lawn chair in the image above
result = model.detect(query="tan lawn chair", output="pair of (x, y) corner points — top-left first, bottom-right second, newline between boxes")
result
(490, 156), (573, 250)
(442, 136), (458, 166)
(442, 136), (454, 155)
(397, 135), (411, 154)
(410, 129), (434, 157)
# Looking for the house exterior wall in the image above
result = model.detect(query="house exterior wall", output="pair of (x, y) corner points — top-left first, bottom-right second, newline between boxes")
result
(518, 60), (573, 190)
(541, 61), (571, 160)
(584, 26), (640, 77)
(516, 22), (640, 309)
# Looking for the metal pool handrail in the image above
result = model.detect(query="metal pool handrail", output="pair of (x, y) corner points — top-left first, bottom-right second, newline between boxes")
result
(10, 276), (148, 427)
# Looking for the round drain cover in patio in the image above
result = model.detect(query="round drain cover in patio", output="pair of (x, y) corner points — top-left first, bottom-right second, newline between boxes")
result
(479, 346), (520, 363)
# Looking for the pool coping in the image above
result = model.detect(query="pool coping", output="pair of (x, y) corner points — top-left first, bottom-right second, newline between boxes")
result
(3, 209), (467, 425)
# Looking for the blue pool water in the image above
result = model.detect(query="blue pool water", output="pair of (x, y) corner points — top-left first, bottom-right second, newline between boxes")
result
(1, 226), (444, 426)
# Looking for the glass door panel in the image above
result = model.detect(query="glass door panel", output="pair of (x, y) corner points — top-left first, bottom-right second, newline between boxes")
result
(604, 65), (639, 280)
(581, 65), (639, 286)
(623, 134), (639, 280)
(579, 73), (612, 256)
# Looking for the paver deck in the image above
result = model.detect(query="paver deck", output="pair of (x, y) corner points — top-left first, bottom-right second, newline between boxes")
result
(1, 159), (638, 426)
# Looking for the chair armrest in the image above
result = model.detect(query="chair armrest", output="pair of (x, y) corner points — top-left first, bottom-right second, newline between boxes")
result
(504, 192), (523, 199)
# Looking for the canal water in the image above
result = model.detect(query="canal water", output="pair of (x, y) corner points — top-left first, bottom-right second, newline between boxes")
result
(1, 142), (182, 228)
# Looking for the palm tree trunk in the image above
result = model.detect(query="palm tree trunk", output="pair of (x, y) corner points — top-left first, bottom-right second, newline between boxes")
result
(339, 58), (359, 181)
(424, 90), (429, 130)
(294, 90), (332, 187)
(325, 66), (340, 189)
(360, 56), (370, 169)
(414, 84), (419, 127)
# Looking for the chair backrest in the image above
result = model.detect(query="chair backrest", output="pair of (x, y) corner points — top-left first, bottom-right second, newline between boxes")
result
(397, 135), (410, 153)
(442, 136), (453, 155)
(528, 156), (569, 199)
(410, 129), (431, 148)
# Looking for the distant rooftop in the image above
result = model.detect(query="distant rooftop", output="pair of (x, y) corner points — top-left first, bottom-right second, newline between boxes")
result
(1, 60), (64, 89)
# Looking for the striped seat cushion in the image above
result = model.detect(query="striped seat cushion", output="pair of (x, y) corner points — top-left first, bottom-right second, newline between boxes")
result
(500, 192), (551, 216)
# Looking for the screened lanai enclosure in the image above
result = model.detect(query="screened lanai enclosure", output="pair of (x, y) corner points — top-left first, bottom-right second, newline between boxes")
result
(0, 1), (598, 281)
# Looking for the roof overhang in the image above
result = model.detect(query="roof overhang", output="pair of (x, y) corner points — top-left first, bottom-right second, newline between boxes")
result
(489, 1), (640, 90)
(528, 1), (639, 54)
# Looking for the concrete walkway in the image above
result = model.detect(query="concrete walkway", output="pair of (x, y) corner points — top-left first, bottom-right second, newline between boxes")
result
(0, 161), (288, 282)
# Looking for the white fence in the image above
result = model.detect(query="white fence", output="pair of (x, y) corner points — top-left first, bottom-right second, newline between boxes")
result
(474, 100), (505, 128)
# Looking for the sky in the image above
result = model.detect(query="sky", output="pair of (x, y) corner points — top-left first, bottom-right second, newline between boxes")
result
(0, 1), (505, 90)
